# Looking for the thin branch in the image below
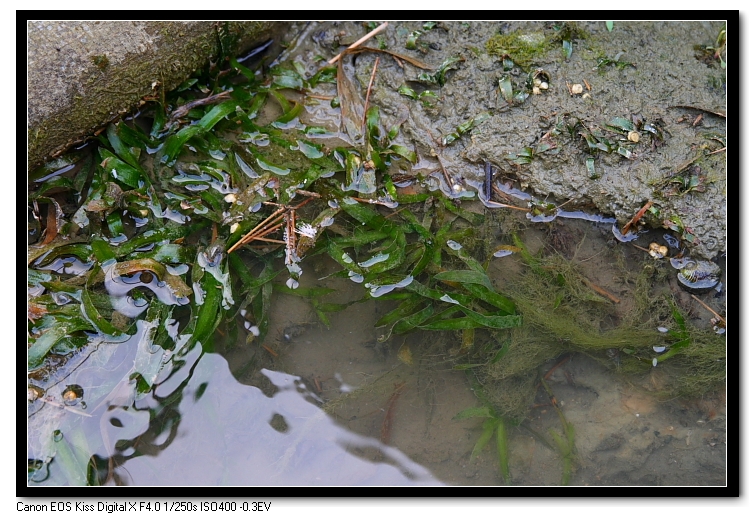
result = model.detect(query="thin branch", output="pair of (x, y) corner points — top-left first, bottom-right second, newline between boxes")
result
(691, 294), (726, 325)
(583, 279), (621, 304)
(362, 56), (380, 131)
(328, 22), (389, 64)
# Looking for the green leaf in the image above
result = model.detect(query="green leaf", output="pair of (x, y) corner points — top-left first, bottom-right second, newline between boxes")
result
(307, 66), (337, 87)
(463, 284), (517, 315)
(52, 430), (90, 486)
(562, 40), (573, 60)
(420, 307), (521, 330)
(499, 75), (513, 103)
(398, 85), (419, 100)
(386, 144), (417, 164)
(162, 100), (240, 163)
(28, 319), (92, 368)
(606, 117), (634, 132)
(107, 123), (141, 169)
(496, 421), (511, 484)
(435, 270), (494, 291)
(99, 149), (145, 189)
(606, 21), (614, 32)
(365, 105), (381, 141)
(615, 146), (633, 159)
(470, 418), (497, 459)
(586, 157), (598, 179)
(190, 267), (223, 353)
(272, 68), (304, 90)
(391, 303), (435, 337)
(81, 267), (125, 337)
(274, 101), (304, 126)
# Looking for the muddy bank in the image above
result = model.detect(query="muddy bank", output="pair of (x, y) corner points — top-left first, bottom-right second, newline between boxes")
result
(27, 20), (288, 170)
(281, 21), (726, 260)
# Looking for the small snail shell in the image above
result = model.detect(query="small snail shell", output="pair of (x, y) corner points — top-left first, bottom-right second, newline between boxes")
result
(628, 131), (640, 143)
(570, 83), (583, 95)
(539, 81), (549, 90)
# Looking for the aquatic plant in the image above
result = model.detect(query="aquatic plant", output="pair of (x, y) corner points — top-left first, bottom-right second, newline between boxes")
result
(28, 25), (725, 485)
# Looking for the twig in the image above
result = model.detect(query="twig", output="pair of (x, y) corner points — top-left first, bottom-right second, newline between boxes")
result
(424, 132), (454, 190)
(621, 200), (653, 235)
(228, 206), (287, 253)
(691, 294), (726, 325)
(490, 185), (530, 211)
(328, 22), (388, 64)
(362, 56), (380, 131)
(249, 237), (286, 244)
(544, 355), (571, 380)
(708, 146), (726, 156)
(583, 278), (621, 304)
(380, 382), (406, 444)
(41, 398), (92, 417)
(667, 105), (726, 118)
(295, 189), (322, 198)
(169, 90), (232, 122)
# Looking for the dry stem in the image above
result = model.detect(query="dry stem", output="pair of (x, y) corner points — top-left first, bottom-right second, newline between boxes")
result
(691, 294), (726, 325)
(362, 56), (380, 131)
(328, 22), (388, 64)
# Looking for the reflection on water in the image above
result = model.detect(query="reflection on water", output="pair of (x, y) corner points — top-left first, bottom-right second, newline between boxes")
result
(28, 324), (442, 486)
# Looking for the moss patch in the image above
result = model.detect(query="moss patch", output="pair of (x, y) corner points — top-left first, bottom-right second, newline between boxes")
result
(485, 30), (549, 68)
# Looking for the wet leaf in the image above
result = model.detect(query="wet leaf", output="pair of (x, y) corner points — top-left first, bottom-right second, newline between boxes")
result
(272, 67), (304, 90)
(471, 418), (498, 459)
(406, 30), (424, 50)
(99, 149), (145, 189)
(434, 270), (494, 291)
(417, 55), (464, 86)
(615, 146), (633, 159)
(605, 117), (634, 132)
(28, 316), (93, 368)
(398, 85), (419, 100)
(453, 405), (495, 420)
(189, 260), (224, 353)
(391, 303), (435, 336)
(107, 123), (141, 169)
(81, 266), (125, 337)
(113, 258), (193, 300)
(463, 284), (517, 315)
(562, 40), (573, 60)
(162, 100), (240, 163)
(341, 47), (433, 71)
(307, 66), (337, 87)
(586, 157), (598, 179)
(442, 112), (491, 146)
(499, 75), (513, 103)
(375, 296), (424, 327)
(274, 100), (304, 126)
(336, 56), (365, 142)
(606, 21), (614, 32)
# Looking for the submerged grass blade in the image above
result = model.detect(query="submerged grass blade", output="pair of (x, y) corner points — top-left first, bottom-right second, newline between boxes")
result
(496, 420), (511, 484)
(470, 418), (497, 459)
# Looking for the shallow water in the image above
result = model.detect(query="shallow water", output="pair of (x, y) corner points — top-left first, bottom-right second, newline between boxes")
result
(28, 201), (725, 486)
